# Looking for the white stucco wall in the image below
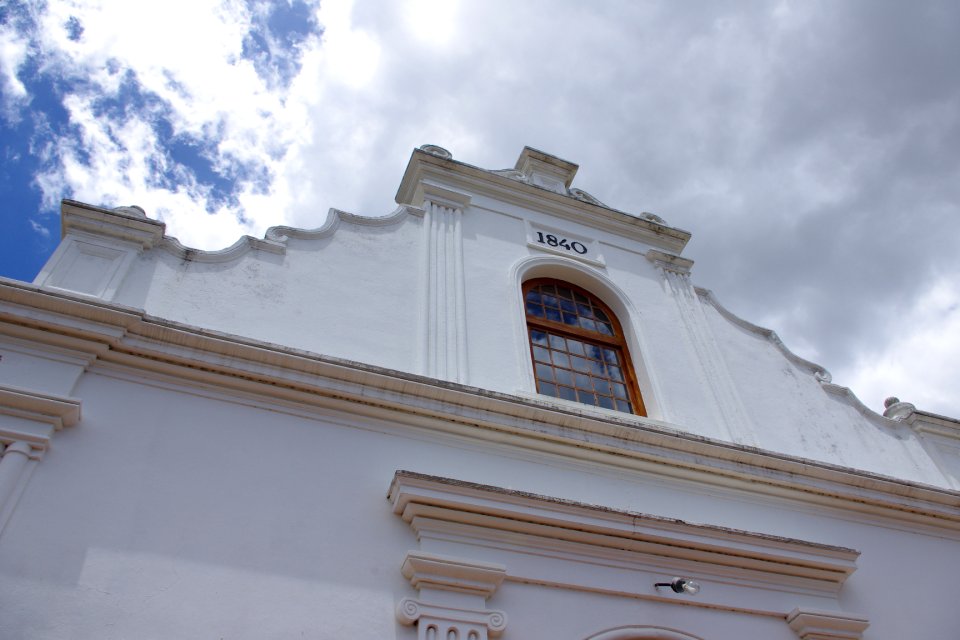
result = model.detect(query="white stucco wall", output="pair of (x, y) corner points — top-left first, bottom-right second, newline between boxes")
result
(29, 147), (960, 488)
(1, 366), (958, 638)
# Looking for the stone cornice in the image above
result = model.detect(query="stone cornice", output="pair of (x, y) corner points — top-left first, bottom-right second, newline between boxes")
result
(61, 200), (166, 249)
(1, 279), (959, 531)
(389, 471), (860, 590)
(389, 471), (865, 619)
(0, 384), (81, 453)
(395, 148), (691, 254)
(401, 551), (506, 598)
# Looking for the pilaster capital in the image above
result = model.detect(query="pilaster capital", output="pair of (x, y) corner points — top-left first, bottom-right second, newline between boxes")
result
(416, 181), (472, 211)
(645, 249), (694, 275)
(397, 598), (507, 638)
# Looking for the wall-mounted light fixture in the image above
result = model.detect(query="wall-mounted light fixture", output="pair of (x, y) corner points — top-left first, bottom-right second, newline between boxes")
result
(654, 577), (701, 595)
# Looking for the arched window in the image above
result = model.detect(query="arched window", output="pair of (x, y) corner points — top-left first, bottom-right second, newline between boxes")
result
(524, 278), (646, 416)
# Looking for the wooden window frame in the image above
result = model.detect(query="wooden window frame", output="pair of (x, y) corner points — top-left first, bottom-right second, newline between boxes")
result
(523, 278), (646, 416)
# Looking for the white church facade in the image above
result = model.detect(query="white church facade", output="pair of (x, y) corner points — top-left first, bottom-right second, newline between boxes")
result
(1, 145), (959, 638)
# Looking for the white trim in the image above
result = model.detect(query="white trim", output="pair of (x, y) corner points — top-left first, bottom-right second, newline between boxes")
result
(395, 148), (691, 254)
(584, 626), (705, 640)
(509, 254), (666, 420)
(389, 471), (863, 618)
(786, 608), (869, 639)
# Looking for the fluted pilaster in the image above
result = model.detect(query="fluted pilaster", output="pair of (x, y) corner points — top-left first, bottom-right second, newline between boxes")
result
(418, 185), (470, 384)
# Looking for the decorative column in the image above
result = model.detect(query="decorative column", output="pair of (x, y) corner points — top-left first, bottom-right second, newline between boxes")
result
(787, 608), (869, 640)
(646, 250), (757, 445)
(0, 385), (81, 535)
(417, 183), (471, 384)
(397, 551), (508, 640)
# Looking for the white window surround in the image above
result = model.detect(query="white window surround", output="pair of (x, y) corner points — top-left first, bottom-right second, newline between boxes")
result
(389, 471), (869, 639)
(584, 626), (704, 640)
(509, 254), (666, 421)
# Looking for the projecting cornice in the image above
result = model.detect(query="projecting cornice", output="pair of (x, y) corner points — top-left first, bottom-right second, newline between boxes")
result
(396, 146), (691, 254)
(389, 471), (864, 618)
(1, 279), (958, 532)
(60, 200), (166, 249)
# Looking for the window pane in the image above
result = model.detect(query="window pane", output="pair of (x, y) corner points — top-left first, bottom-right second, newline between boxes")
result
(526, 281), (642, 416)
(571, 356), (591, 372)
(558, 386), (577, 401)
(578, 391), (597, 406)
(589, 359), (606, 376)
(535, 363), (554, 381)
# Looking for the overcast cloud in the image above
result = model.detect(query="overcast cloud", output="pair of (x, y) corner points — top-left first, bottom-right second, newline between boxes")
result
(2, 0), (958, 417)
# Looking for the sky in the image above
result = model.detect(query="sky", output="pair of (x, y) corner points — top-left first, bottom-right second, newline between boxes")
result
(1, 0), (958, 419)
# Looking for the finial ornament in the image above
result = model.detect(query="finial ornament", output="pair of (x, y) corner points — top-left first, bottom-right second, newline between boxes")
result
(419, 144), (452, 160)
(883, 397), (916, 420)
(113, 205), (147, 217)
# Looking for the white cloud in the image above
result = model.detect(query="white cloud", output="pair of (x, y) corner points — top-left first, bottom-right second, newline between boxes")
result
(0, 25), (30, 116)
(28, 219), (50, 238)
(843, 277), (960, 417)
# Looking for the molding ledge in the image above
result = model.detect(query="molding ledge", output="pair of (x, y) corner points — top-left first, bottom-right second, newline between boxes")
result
(0, 384), (81, 449)
(395, 147), (691, 253)
(61, 200), (166, 249)
(390, 471), (861, 617)
(786, 608), (869, 640)
(645, 249), (694, 274)
(402, 551), (506, 598)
